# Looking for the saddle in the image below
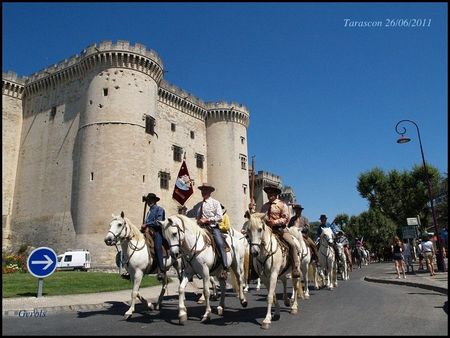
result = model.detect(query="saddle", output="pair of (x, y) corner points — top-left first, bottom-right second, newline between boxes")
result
(142, 227), (170, 273)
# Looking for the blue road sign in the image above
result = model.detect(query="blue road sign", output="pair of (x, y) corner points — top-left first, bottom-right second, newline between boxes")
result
(27, 247), (57, 278)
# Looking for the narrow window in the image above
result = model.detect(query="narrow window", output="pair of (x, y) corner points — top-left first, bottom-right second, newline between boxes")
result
(159, 171), (171, 190)
(196, 153), (204, 169)
(90, 172), (94, 181)
(190, 131), (195, 139)
(173, 145), (183, 162)
(143, 175), (145, 183)
(103, 88), (108, 96)
(239, 154), (247, 170)
(171, 123), (176, 132)
(240, 136), (245, 144)
(243, 184), (248, 194)
(50, 106), (57, 120)
(145, 115), (155, 135)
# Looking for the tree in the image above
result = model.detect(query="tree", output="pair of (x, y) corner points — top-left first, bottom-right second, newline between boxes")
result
(357, 164), (442, 230)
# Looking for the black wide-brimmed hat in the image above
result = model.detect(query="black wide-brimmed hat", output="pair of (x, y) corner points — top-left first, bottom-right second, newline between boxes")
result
(198, 183), (215, 192)
(263, 186), (281, 195)
(319, 214), (327, 220)
(293, 204), (304, 210)
(145, 193), (160, 202)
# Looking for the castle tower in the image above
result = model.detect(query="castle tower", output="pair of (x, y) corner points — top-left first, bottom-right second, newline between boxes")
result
(2, 72), (25, 247)
(72, 41), (164, 259)
(205, 102), (250, 229)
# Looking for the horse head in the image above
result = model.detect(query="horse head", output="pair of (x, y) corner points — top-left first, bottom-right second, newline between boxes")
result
(246, 213), (267, 257)
(320, 227), (334, 246)
(104, 211), (127, 246)
(160, 215), (184, 257)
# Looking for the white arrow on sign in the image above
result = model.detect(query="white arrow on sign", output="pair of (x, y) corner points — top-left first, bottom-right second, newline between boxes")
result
(31, 255), (53, 270)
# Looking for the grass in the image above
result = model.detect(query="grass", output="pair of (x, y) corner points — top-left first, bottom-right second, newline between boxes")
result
(2, 271), (160, 298)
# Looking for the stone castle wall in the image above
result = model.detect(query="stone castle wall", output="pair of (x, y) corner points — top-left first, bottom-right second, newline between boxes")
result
(2, 40), (250, 267)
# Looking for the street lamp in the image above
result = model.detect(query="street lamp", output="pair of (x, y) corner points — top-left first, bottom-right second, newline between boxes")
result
(395, 119), (446, 272)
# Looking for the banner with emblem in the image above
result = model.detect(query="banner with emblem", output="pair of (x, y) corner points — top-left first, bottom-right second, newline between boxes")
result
(172, 160), (194, 206)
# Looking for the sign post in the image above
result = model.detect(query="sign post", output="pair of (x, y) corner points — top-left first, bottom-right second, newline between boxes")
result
(27, 247), (58, 297)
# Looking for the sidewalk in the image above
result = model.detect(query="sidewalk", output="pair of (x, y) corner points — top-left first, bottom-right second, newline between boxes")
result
(364, 259), (448, 295)
(3, 261), (447, 317)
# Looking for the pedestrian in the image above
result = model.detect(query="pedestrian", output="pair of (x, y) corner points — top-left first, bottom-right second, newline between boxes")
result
(403, 240), (414, 274)
(416, 239), (424, 270)
(391, 236), (406, 279)
(196, 183), (229, 280)
(261, 185), (301, 278)
(141, 192), (166, 281)
(421, 235), (436, 276)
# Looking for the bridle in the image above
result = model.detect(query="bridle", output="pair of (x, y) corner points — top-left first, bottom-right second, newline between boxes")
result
(108, 217), (146, 266)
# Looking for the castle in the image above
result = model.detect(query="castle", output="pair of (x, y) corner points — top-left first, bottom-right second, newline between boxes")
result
(2, 40), (251, 267)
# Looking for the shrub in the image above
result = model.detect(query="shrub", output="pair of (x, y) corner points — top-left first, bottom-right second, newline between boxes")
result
(2, 254), (28, 274)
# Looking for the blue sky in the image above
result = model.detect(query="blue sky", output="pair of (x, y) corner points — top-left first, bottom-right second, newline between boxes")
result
(3, 2), (448, 222)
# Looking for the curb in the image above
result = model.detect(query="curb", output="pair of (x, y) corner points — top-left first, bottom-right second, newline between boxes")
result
(364, 276), (448, 295)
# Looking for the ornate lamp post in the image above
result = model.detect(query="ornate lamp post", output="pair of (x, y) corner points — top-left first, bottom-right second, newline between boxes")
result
(395, 119), (446, 272)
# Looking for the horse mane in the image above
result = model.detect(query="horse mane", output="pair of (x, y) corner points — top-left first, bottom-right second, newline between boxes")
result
(171, 214), (209, 238)
(124, 216), (144, 240)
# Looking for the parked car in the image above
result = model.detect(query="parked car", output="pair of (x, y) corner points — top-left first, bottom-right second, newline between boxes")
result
(57, 249), (91, 271)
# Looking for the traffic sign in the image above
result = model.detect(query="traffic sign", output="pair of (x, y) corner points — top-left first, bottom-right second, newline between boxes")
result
(402, 226), (418, 239)
(27, 247), (57, 278)
(407, 217), (419, 226)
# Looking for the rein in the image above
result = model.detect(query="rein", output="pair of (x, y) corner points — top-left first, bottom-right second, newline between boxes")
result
(111, 218), (147, 268)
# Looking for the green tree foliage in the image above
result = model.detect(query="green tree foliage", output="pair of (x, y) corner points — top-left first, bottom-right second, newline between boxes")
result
(357, 164), (441, 230)
(435, 173), (448, 230)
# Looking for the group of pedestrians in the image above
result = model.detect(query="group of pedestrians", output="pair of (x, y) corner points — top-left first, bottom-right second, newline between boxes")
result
(391, 234), (437, 279)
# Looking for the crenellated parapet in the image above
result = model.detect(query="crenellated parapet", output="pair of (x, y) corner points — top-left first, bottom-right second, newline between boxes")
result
(2, 71), (26, 99)
(23, 40), (164, 96)
(159, 80), (208, 121)
(205, 101), (250, 127)
(254, 170), (282, 189)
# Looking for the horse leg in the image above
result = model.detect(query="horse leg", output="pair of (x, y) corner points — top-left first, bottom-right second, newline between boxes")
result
(332, 261), (338, 288)
(210, 276), (218, 301)
(154, 272), (169, 311)
(282, 278), (290, 307)
(217, 276), (227, 316)
(124, 269), (143, 320)
(290, 276), (298, 314)
(231, 258), (248, 307)
(200, 270), (212, 323)
(302, 259), (310, 299)
(178, 274), (190, 325)
(256, 277), (261, 291)
(261, 273), (277, 330)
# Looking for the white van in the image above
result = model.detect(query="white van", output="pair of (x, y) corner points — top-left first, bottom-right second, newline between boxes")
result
(57, 249), (91, 271)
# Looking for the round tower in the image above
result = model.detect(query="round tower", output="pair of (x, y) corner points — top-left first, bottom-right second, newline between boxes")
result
(73, 40), (164, 245)
(205, 102), (250, 229)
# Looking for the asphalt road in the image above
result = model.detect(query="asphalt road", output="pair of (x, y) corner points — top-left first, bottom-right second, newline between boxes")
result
(2, 265), (448, 336)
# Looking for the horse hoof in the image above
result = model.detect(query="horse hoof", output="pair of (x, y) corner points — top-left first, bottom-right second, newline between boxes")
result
(201, 316), (210, 323)
(217, 307), (223, 316)
(273, 314), (280, 321)
(261, 322), (271, 330)
(304, 294), (310, 299)
(148, 303), (155, 311)
(241, 300), (248, 308)
(124, 314), (132, 321)
(179, 315), (187, 325)
(290, 308), (298, 315)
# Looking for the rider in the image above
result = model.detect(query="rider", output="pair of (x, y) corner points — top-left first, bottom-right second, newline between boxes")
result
(288, 204), (319, 262)
(141, 193), (166, 281)
(261, 185), (301, 279)
(196, 183), (229, 280)
(316, 214), (341, 266)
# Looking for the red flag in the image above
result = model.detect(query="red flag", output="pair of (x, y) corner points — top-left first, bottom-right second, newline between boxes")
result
(172, 160), (194, 206)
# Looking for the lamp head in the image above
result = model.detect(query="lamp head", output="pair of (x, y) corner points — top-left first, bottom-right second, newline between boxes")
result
(397, 135), (411, 144)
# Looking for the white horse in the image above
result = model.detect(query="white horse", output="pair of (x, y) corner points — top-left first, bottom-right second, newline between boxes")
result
(289, 228), (312, 300)
(336, 242), (349, 281)
(160, 215), (248, 325)
(318, 227), (337, 290)
(104, 212), (181, 319)
(245, 213), (301, 330)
